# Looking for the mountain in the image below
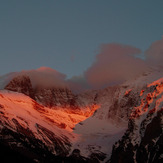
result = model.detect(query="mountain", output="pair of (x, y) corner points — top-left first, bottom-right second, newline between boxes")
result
(0, 73), (163, 162)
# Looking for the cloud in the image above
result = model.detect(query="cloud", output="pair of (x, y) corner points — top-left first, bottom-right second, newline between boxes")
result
(2, 67), (89, 92)
(145, 39), (163, 67)
(67, 75), (90, 93)
(11, 67), (68, 88)
(84, 43), (149, 89)
(28, 67), (67, 88)
(3, 67), (89, 92)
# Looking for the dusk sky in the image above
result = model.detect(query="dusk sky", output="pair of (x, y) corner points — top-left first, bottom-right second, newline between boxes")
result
(0, 0), (163, 81)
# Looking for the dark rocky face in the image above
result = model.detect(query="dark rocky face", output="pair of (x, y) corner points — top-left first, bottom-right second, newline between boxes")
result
(5, 75), (35, 99)
(34, 86), (79, 108)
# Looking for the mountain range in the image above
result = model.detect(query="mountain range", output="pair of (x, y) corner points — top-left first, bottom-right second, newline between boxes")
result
(0, 70), (162, 163)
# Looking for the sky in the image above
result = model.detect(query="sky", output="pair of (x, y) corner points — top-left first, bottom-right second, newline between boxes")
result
(0, 0), (163, 91)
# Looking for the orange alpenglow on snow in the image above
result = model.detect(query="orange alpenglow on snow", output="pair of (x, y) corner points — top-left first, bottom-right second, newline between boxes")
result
(0, 90), (100, 132)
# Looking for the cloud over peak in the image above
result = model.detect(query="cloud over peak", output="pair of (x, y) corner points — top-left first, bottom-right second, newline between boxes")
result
(8, 67), (67, 89)
(84, 43), (148, 89)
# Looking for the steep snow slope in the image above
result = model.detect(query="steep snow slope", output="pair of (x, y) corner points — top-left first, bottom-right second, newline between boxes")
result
(0, 90), (95, 162)
(0, 90), (101, 162)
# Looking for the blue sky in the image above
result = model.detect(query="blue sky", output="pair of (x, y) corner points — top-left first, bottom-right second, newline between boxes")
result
(0, 0), (163, 78)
